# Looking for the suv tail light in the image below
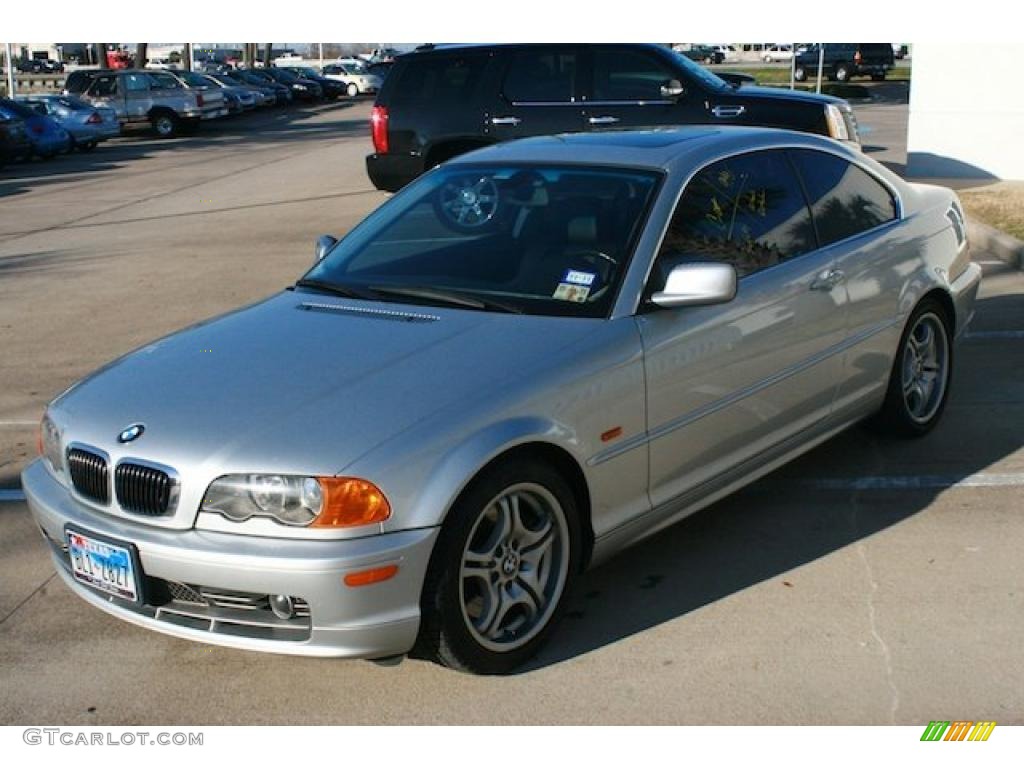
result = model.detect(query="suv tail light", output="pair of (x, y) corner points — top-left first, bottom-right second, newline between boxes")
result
(370, 105), (389, 154)
(86, 112), (102, 124)
(196, 93), (205, 107)
(854, 50), (862, 65)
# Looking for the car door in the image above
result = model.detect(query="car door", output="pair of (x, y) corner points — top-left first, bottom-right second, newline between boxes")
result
(122, 72), (157, 121)
(83, 74), (127, 122)
(486, 46), (585, 141)
(637, 149), (848, 509)
(787, 149), (905, 414)
(580, 45), (709, 131)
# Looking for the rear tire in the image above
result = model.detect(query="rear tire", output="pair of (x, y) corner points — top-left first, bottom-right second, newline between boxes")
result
(415, 458), (581, 674)
(151, 111), (180, 138)
(835, 62), (852, 82)
(346, 82), (359, 98)
(794, 65), (807, 82)
(869, 299), (953, 438)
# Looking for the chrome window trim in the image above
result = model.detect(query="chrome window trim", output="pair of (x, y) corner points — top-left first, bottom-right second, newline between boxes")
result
(623, 142), (905, 316)
(114, 456), (182, 517)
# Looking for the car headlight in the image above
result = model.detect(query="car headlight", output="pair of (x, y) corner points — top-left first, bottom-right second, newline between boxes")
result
(825, 104), (850, 141)
(294, 84), (307, 91)
(201, 474), (390, 528)
(39, 411), (64, 477)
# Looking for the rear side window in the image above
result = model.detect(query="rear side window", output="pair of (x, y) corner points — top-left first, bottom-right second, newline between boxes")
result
(789, 149), (897, 247)
(392, 55), (487, 106)
(88, 75), (118, 97)
(657, 150), (815, 278)
(502, 49), (576, 103)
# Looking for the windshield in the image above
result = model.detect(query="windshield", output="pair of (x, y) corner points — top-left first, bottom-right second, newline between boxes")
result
(301, 164), (661, 318)
(272, 69), (298, 82)
(292, 67), (319, 78)
(664, 48), (729, 91)
(178, 72), (210, 88)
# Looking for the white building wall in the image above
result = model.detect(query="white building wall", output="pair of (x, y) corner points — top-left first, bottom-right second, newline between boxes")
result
(907, 42), (1024, 180)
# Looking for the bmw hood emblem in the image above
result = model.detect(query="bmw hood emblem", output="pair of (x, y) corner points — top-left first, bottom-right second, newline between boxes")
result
(117, 424), (145, 443)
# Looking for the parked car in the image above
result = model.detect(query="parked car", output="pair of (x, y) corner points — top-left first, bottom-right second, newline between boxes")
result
(158, 70), (230, 120)
(366, 61), (394, 83)
(761, 44), (793, 63)
(271, 66), (346, 99)
(15, 94), (120, 150)
(679, 45), (724, 65)
(259, 67), (324, 101)
(146, 58), (182, 71)
(366, 43), (861, 192)
(794, 43), (896, 82)
(223, 70), (292, 105)
(23, 126), (980, 673)
(0, 110), (33, 166)
(321, 61), (383, 97)
(16, 58), (64, 73)
(0, 98), (72, 158)
(710, 44), (739, 63)
(203, 72), (275, 107)
(68, 69), (224, 138)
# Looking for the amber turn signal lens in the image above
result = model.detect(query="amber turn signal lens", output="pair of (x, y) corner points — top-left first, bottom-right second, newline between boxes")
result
(343, 564), (399, 587)
(311, 477), (391, 528)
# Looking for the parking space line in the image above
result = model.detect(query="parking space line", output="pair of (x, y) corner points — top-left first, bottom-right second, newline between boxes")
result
(965, 330), (1024, 340)
(798, 472), (1024, 491)
(0, 489), (27, 502)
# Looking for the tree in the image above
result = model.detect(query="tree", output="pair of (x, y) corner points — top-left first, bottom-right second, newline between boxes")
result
(263, 43), (273, 67)
(135, 43), (148, 69)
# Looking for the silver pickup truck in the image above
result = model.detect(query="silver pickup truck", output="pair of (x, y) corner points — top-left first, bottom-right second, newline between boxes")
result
(76, 69), (228, 138)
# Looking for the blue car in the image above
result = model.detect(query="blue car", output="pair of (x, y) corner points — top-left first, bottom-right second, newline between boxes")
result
(0, 98), (72, 159)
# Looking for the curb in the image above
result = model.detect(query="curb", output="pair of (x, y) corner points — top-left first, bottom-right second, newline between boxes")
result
(968, 218), (1024, 271)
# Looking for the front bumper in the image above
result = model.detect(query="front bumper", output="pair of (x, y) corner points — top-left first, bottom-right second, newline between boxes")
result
(23, 459), (439, 658)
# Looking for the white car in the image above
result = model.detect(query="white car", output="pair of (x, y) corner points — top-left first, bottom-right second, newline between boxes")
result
(145, 58), (181, 71)
(321, 61), (382, 97)
(711, 44), (739, 63)
(762, 45), (794, 63)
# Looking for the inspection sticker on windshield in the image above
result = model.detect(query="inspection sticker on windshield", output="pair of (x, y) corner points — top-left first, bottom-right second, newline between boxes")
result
(562, 269), (596, 287)
(553, 283), (590, 303)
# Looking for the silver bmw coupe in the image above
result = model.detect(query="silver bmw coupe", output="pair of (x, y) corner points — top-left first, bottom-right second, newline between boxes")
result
(25, 127), (981, 673)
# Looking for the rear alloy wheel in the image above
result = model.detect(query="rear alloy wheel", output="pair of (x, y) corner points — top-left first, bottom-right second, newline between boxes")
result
(151, 112), (179, 138)
(871, 300), (952, 437)
(417, 459), (580, 674)
(346, 82), (359, 98)
(835, 63), (852, 82)
(794, 65), (807, 82)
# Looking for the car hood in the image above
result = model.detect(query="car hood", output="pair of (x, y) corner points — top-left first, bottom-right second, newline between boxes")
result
(53, 290), (596, 479)
(722, 84), (844, 106)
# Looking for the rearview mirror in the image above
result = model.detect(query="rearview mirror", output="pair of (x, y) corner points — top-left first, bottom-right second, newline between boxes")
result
(651, 262), (737, 309)
(660, 79), (686, 98)
(314, 235), (338, 263)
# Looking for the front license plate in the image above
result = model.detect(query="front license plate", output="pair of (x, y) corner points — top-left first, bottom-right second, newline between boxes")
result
(66, 529), (139, 602)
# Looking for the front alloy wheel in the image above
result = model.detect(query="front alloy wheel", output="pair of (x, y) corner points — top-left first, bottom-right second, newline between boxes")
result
(416, 459), (580, 674)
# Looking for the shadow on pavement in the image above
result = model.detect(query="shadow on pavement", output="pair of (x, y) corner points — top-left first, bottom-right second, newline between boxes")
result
(526, 289), (1022, 672)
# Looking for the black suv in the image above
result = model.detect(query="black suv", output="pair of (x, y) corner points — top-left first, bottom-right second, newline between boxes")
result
(794, 44), (895, 83)
(366, 43), (860, 192)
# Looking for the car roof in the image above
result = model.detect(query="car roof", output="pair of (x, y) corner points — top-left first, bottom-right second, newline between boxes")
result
(408, 42), (670, 58)
(448, 126), (866, 175)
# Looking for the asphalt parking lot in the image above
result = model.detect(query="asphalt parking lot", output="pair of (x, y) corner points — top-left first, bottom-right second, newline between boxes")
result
(1, 96), (1022, 725)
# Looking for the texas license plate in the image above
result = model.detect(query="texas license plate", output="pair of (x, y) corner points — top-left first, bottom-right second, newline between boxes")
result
(66, 528), (139, 602)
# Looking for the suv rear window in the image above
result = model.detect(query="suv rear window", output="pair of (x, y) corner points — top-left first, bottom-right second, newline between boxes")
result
(391, 54), (488, 106)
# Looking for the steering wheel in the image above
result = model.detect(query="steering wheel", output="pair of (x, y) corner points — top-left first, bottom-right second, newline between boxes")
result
(573, 250), (618, 268)
(437, 175), (500, 231)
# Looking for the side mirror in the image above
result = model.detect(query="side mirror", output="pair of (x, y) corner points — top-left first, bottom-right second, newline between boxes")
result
(314, 234), (338, 263)
(651, 262), (737, 309)
(660, 79), (686, 98)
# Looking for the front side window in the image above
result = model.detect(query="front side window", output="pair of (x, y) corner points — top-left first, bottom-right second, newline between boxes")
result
(592, 48), (676, 101)
(503, 49), (576, 103)
(789, 149), (897, 247)
(89, 75), (118, 97)
(302, 165), (661, 318)
(655, 150), (815, 281)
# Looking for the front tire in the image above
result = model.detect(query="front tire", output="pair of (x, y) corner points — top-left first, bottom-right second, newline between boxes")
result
(794, 65), (807, 82)
(871, 299), (953, 437)
(151, 112), (179, 138)
(416, 458), (581, 674)
(346, 82), (359, 98)
(835, 62), (852, 82)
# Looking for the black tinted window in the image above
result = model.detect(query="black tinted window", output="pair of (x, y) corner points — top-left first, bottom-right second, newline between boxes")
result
(657, 150), (815, 279)
(593, 48), (676, 101)
(393, 55), (487, 105)
(89, 75), (117, 97)
(503, 50), (576, 103)
(789, 149), (897, 246)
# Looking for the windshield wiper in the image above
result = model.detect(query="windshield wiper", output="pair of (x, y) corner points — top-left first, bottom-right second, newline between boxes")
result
(368, 285), (522, 314)
(294, 278), (378, 301)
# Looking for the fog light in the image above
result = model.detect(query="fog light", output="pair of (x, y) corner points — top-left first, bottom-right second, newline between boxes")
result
(269, 594), (294, 620)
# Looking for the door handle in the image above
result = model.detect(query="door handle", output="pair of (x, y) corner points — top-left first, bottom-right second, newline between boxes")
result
(711, 105), (746, 118)
(587, 115), (621, 125)
(490, 116), (522, 126)
(810, 269), (846, 291)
